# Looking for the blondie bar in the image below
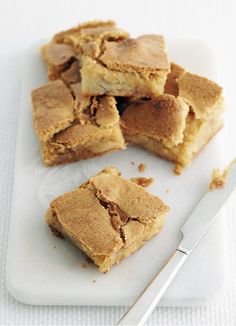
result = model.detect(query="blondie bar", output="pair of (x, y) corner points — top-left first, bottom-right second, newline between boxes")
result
(45, 167), (169, 272)
(120, 63), (224, 173)
(31, 80), (125, 166)
(81, 35), (169, 97)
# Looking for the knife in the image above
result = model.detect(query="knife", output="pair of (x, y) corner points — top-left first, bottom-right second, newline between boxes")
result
(117, 163), (236, 326)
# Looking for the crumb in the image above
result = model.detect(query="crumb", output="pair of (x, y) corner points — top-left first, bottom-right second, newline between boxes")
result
(86, 256), (93, 264)
(92, 279), (96, 283)
(130, 161), (135, 165)
(208, 169), (226, 190)
(166, 189), (170, 193)
(138, 163), (146, 172)
(173, 164), (182, 175)
(130, 177), (154, 187)
(54, 246), (56, 249)
(81, 262), (88, 269)
(208, 159), (236, 191)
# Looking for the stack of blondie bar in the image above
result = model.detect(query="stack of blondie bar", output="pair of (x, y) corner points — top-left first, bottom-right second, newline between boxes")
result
(31, 21), (225, 272)
(32, 20), (224, 174)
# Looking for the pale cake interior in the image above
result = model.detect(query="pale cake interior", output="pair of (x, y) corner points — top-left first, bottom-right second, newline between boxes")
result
(81, 55), (168, 97)
(45, 167), (169, 272)
(81, 35), (169, 97)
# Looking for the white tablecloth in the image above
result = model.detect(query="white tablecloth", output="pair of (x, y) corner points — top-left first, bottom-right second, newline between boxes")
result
(1, 0), (236, 324)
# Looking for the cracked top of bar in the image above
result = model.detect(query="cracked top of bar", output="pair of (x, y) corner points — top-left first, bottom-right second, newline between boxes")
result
(86, 168), (169, 224)
(50, 167), (169, 256)
(51, 187), (123, 255)
(100, 35), (169, 74)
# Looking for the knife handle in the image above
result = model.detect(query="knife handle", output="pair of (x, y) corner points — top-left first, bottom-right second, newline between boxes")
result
(117, 250), (188, 326)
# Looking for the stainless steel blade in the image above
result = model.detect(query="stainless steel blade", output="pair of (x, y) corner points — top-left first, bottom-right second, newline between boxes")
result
(179, 163), (236, 254)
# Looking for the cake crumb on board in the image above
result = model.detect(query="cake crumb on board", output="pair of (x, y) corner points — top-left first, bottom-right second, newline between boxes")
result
(81, 262), (88, 269)
(173, 164), (182, 175)
(166, 188), (170, 193)
(138, 163), (146, 172)
(208, 159), (236, 191)
(130, 177), (154, 187)
(130, 161), (135, 165)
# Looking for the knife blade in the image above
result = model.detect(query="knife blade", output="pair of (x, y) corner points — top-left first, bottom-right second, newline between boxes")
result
(117, 163), (236, 326)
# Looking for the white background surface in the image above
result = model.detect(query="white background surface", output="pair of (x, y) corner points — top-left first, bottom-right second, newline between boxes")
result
(1, 0), (236, 325)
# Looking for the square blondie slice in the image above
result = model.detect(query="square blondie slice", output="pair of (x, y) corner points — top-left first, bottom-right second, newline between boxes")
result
(31, 80), (125, 166)
(81, 35), (169, 97)
(120, 64), (225, 173)
(45, 167), (169, 272)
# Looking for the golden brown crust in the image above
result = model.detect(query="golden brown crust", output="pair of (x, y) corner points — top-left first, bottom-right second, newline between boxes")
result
(164, 62), (185, 96)
(120, 94), (189, 146)
(50, 188), (123, 255)
(31, 80), (74, 142)
(178, 72), (223, 118)
(100, 35), (169, 75)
